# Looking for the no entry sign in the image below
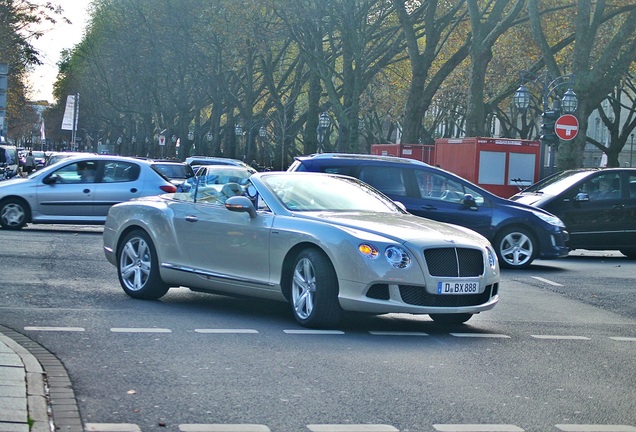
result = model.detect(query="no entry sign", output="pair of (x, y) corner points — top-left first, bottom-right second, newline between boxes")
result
(555, 114), (579, 141)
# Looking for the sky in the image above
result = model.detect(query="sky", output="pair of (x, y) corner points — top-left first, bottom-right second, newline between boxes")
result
(29, 0), (91, 103)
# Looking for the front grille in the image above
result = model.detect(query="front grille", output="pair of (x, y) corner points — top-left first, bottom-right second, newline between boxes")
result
(424, 247), (484, 277)
(399, 283), (497, 307)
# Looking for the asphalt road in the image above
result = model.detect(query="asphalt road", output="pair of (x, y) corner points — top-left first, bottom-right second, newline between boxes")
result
(1, 225), (635, 432)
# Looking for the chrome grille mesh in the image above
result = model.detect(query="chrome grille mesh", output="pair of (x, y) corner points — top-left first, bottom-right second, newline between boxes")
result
(424, 247), (484, 277)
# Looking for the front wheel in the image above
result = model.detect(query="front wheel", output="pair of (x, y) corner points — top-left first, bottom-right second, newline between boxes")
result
(0, 198), (28, 230)
(117, 230), (169, 299)
(430, 313), (473, 325)
(290, 248), (342, 328)
(494, 227), (536, 269)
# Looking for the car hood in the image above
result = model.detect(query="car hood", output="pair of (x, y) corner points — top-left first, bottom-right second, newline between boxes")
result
(300, 212), (488, 247)
(509, 193), (551, 207)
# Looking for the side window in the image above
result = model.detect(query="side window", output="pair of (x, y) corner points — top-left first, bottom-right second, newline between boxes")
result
(358, 166), (407, 197)
(103, 162), (140, 182)
(629, 174), (636, 198)
(414, 170), (484, 205)
(581, 173), (620, 201)
(53, 161), (98, 183)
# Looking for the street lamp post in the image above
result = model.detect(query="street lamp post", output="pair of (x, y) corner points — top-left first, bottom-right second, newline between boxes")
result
(317, 112), (331, 153)
(514, 70), (578, 177)
(630, 133), (634, 168)
(259, 125), (267, 168)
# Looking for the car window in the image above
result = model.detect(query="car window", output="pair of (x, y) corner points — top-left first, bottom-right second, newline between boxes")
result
(102, 161), (140, 182)
(358, 166), (407, 196)
(53, 161), (99, 183)
(414, 170), (485, 205)
(580, 173), (621, 201)
(629, 174), (636, 198)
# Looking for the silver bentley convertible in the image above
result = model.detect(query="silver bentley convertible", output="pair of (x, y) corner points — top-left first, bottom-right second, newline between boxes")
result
(103, 171), (500, 328)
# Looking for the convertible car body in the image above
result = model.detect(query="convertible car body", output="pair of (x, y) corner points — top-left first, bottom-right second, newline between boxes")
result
(103, 172), (500, 328)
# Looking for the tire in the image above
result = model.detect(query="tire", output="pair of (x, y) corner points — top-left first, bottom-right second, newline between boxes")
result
(0, 198), (28, 230)
(289, 248), (342, 328)
(620, 249), (636, 259)
(494, 226), (536, 269)
(429, 313), (473, 325)
(117, 230), (169, 299)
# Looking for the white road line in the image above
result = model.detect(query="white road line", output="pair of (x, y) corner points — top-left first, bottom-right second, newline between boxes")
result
(85, 424), (141, 432)
(194, 329), (259, 334)
(530, 276), (563, 286)
(369, 331), (428, 336)
(110, 328), (172, 333)
(283, 330), (345, 335)
(531, 335), (590, 340)
(609, 337), (636, 342)
(180, 424), (271, 431)
(24, 326), (85, 332)
(433, 425), (524, 431)
(308, 425), (399, 432)
(555, 425), (636, 431)
(450, 333), (511, 338)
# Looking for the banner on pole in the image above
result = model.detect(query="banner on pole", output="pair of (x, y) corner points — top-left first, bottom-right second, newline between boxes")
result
(61, 95), (76, 130)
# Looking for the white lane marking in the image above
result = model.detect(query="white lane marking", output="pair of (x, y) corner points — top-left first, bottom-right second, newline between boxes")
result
(556, 425), (636, 431)
(531, 335), (590, 340)
(85, 424), (141, 432)
(434, 425), (524, 431)
(24, 326), (85, 332)
(308, 425), (399, 431)
(531, 276), (563, 286)
(609, 337), (636, 342)
(450, 333), (511, 338)
(369, 331), (428, 336)
(180, 424), (271, 431)
(283, 330), (345, 334)
(194, 329), (259, 334)
(110, 328), (172, 333)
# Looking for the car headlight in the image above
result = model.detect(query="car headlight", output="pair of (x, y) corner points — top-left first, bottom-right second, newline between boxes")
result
(385, 246), (412, 269)
(487, 246), (497, 269)
(358, 243), (379, 259)
(532, 210), (565, 228)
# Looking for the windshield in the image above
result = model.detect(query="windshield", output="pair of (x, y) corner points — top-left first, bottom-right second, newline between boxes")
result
(263, 173), (402, 213)
(522, 170), (594, 195)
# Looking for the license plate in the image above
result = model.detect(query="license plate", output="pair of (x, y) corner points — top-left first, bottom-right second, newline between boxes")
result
(437, 281), (479, 295)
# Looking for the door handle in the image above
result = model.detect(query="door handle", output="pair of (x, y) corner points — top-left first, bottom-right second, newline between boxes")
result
(130, 188), (138, 193)
(83, 188), (91, 194)
(421, 204), (437, 210)
(185, 215), (198, 222)
(611, 204), (625, 210)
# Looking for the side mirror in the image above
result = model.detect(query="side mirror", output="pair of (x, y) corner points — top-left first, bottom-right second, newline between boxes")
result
(225, 196), (257, 218)
(574, 192), (589, 202)
(463, 193), (478, 210)
(42, 174), (59, 185)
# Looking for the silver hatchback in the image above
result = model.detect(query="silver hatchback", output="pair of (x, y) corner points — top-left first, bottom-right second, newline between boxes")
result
(0, 155), (177, 229)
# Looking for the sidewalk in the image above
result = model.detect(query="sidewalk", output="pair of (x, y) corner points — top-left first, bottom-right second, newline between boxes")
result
(0, 326), (83, 432)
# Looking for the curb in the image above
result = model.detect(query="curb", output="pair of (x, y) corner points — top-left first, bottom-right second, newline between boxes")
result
(0, 326), (83, 432)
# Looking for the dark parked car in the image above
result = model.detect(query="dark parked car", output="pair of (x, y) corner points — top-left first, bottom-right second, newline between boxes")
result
(150, 160), (195, 188)
(510, 168), (636, 258)
(288, 153), (569, 269)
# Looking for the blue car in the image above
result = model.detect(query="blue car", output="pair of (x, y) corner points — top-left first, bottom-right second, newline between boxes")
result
(288, 153), (569, 269)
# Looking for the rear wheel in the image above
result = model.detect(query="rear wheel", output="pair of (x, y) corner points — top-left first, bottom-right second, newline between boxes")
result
(117, 230), (169, 299)
(494, 226), (536, 269)
(0, 198), (28, 230)
(429, 313), (473, 325)
(290, 248), (342, 328)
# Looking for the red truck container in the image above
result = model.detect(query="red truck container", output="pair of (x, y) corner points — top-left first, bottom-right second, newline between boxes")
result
(434, 137), (541, 198)
(370, 143), (435, 164)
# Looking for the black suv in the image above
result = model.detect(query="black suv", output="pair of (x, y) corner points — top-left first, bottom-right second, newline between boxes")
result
(289, 153), (569, 269)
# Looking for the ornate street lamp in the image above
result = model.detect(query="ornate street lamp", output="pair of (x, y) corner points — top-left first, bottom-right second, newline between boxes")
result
(513, 70), (578, 177)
